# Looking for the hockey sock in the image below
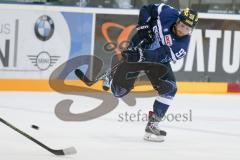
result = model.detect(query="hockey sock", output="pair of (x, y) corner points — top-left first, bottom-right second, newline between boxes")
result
(153, 99), (169, 119)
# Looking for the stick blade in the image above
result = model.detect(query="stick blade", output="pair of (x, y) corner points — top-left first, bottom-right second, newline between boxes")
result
(62, 146), (77, 155)
(74, 69), (94, 86)
(74, 69), (85, 79)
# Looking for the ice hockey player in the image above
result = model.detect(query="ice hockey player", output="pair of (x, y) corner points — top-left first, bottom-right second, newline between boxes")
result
(103, 3), (198, 142)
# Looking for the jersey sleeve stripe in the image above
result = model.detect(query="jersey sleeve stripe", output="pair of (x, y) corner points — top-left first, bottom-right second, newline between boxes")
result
(169, 47), (177, 62)
(156, 3), (165, 45)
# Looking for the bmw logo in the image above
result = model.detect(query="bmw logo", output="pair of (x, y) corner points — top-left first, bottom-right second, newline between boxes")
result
(34, 15), (54, 41)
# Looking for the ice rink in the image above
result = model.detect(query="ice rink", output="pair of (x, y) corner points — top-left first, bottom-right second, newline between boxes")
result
(0, 91), (239, 160)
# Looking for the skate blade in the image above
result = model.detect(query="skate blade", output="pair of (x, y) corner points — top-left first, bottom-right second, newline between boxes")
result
(143, 133), (165, 142)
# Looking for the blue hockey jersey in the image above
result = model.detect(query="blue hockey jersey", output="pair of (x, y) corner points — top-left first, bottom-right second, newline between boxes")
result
(138, 3), (190, 63)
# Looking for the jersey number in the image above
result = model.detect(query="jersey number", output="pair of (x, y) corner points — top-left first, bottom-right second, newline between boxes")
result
(175, 48), (186, 59)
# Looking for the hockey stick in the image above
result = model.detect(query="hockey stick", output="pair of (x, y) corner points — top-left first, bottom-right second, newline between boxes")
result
(75, 60), (122, 87)
(74, 39), (146, 87)
(0, 117), (77, 156)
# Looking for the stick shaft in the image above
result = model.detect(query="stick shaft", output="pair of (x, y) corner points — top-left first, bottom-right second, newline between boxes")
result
(0, 117), (65, 155)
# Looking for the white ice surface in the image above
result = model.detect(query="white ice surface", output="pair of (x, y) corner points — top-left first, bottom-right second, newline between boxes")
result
(0, 92), (239, 160)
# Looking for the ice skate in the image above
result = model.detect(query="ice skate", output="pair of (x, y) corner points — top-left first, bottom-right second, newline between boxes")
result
(144, 111), (166, 142)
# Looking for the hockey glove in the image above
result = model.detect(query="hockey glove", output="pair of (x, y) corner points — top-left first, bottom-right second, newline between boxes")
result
(121, 47), (145, 62)
(136, 23), (154, 45)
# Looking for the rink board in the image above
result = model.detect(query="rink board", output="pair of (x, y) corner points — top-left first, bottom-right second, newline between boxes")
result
(0, 79), (232, 94)
(0, 4), (240, 93)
